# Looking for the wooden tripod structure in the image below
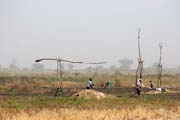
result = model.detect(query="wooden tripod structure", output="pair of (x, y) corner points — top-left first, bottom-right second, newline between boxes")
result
(157, 43), (163, 87)
(35, 57), (82, 95)
(84, 62), (107, 79)
(135, 28), (144, 91)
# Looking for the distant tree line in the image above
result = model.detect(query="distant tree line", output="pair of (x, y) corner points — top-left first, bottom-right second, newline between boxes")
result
(0, 58), (180, 74)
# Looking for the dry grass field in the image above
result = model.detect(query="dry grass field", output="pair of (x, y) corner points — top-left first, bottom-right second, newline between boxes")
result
(0, 95), (180, 120)
(0, 72), (179, 120)
(0, 106), (180, 120)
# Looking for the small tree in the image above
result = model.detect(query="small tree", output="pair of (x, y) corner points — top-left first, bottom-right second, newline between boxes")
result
(86, 66), (93, 74)
(110, 65), (117, 72)
(8, 59), (19, 72)
(67, 64), (74, 72)
(119, 59), (133, 70)
(96, 65), (104, 72)
(151, 62), (159, 71)
(177, 66), (180, 73)
(8, 64), (19, 71)
(31, 63), (45, 71)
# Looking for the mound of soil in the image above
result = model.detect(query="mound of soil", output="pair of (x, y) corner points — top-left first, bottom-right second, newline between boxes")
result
(73, 90), (110, 99)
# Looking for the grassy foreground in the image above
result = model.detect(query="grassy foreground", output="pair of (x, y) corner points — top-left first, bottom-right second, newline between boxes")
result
(0, 96), (180, 120)
(1, 107), (180, 120)
(0, 73), (179, 119)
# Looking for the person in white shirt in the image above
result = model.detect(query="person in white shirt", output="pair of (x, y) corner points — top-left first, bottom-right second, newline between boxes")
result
(136, 79), (142, 96)
(86, 78), (94, 89)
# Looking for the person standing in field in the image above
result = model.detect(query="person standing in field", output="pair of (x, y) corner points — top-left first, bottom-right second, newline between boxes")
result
(149, 80), (154, 89)
(136, 79), (142, 96)
(86, 78), (94, 89)
(104, 80), (112, 91)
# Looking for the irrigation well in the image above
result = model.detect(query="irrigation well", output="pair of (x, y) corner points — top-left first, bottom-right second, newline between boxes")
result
(35, 57), (82, 96)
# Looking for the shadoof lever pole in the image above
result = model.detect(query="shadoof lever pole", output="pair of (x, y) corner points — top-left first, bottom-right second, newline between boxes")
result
(157, 43), (163, 87)
(35, 57), (83, 96)
(135, 28), (144, 93)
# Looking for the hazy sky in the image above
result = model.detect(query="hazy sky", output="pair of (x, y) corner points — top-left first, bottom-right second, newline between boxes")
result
(0, 0), (179, 69)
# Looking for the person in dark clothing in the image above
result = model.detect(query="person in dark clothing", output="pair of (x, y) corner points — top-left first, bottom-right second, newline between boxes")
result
(150, 80), (153, 89)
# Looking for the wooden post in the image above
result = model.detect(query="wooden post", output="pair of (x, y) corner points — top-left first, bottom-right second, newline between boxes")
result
(157, 43), (163, 87)
(135, 28), (144, 94)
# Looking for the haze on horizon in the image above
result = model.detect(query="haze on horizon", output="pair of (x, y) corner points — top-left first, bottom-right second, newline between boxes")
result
(0, 0), (179, 69)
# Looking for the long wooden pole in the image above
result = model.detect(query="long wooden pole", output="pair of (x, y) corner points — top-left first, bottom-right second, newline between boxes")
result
(157, 43), (163, 87)
(135, 28), (144, 93)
